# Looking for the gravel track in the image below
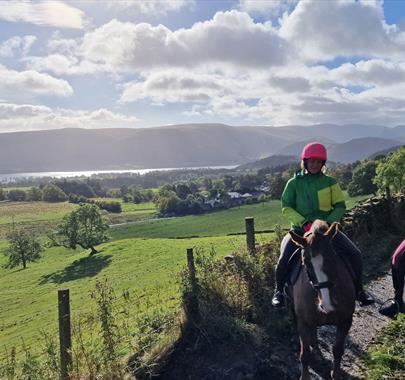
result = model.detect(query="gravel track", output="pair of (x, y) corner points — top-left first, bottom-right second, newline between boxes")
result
(309, 273), (394, 379)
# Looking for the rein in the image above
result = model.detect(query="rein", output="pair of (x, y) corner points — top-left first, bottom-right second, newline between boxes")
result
(301, 234), (335, 290)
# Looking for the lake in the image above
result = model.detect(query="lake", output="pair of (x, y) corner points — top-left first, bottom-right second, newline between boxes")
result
(0, 165), (238, 182)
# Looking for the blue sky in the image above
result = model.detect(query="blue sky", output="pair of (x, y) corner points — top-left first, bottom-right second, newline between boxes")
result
(0, 0), (405, 132)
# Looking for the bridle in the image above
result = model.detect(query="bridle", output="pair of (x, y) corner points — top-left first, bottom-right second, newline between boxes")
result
(301, 233), (335, 290)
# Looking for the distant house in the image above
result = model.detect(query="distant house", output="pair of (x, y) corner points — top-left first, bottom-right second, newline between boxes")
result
(227, 191), (245, 206)
(227, 191), (242, 199)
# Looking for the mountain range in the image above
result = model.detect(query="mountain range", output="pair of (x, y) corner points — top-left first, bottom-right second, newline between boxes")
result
(0, 124), (404, 173)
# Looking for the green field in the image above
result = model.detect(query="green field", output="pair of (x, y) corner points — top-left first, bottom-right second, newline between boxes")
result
(0, 235), (246, 352)
(0, 192), (371, 361)
(110, 193), (371, 240)
(110, 200), (288, 240)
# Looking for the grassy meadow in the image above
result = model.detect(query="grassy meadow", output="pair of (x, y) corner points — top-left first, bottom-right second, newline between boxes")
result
(0, 191), (371, 361)
(0, 235), (246, 352)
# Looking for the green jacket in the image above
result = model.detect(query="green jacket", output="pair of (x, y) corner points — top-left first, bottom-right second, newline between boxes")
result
(281, 170), (346, 229)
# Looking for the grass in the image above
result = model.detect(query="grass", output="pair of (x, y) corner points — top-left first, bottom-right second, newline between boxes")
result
(0, 201), (78, 237)
(0, 200), (157, 236)
(0, 201), (77, 225)
(0, 192), (371, 363)
(110, 201), (288, 240)
(109, 194), (369, 241)
(103, 200), (157, 224)
(0, 234), (248, 356)
(363, 313), (405, 379)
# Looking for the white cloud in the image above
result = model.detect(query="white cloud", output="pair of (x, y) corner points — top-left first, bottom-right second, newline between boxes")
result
(24, 54), (111, 75)
(28, 11), (286, 75)
(0, 0), (85, 29)
(0, 64), (73, 97)
(330, 59), (405, 87)
(120, 70), (237, 104)
(0, 103), (140, 132)
(279, 0), (405, 61)
(0, 35), (37, 57)
(103, 0), (194, 16)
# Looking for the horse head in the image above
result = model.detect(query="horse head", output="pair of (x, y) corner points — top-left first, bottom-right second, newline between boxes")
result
(289, 220), (341, 314)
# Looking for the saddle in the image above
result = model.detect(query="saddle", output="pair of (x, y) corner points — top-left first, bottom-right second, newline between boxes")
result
(284, 249), (357, 288)
(286, 248), (302, 286)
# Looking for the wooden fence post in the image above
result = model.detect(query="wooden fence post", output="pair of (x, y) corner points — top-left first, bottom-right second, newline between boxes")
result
(245, 217), (255, 253)
(58, 289), (72, 380)
(186, 248), (199, 320)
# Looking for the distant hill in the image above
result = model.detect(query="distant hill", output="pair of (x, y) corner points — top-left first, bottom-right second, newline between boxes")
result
(368, 144), (404, 160)
(0, 124), (404, 173)
(277, 137), (401, 164)
(236, 155), (298, 170)
(327, 138), (401, 163)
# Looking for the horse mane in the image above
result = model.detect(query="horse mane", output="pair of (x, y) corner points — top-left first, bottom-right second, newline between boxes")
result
(310, 219), (329, 234)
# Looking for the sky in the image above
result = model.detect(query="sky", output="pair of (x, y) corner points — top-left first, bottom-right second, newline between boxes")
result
(1, 0), (405, 132)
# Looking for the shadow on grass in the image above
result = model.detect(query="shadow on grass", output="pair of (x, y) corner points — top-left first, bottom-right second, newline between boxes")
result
(39, 254), (112, 284)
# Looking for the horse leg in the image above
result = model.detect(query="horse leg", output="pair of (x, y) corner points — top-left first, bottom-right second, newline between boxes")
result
(298, 323), (313, 380)
(310, 329), (322, 360)
(331, 322), (351, 380)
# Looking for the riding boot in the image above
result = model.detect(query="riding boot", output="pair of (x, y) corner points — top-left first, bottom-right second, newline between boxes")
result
(272, 258), (288, 307)
(272, 231), (301, 307)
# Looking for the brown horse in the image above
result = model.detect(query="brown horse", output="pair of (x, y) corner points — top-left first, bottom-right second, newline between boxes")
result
(288, 220), (356, 380)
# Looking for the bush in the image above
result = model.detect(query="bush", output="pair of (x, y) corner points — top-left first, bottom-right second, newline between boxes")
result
(68, 193), (88, 204)
(28, 187), (43, 201)
(53, 179), (96, 198)
(42, 184), (67, 202)
(6, 189), (27, 202)
(93, 200), (122, 213)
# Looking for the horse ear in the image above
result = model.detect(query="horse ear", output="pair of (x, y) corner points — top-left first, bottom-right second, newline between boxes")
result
(325, 222), (340, 238)
(289, 231), (307, 248)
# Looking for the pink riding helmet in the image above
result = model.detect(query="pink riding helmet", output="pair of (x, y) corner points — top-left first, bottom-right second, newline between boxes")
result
(301, 142), (327, 161)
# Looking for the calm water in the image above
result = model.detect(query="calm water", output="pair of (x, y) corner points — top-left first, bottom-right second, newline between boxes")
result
(0, 165), (237, 182)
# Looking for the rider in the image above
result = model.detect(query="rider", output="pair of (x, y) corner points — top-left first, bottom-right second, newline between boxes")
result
(271, 142), (375, 307)
(379, 239), (405, 318)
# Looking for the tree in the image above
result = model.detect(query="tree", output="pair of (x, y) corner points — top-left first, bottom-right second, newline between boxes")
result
(54, 179), (96, 198)
(374, 147), (405, 194)
(268, 173), (287, 199)
(175, 183), (192, 199)
(347, 160), (378, 196)
(7, 189), (27, 202)
(4, 229), (43, 269)
(50, 204), (109, 255)
(28, 187), (43, 201)
(42, 184), (67, 202)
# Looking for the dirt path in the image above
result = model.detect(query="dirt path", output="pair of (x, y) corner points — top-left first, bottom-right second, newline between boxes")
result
(310, 272), (394, 379)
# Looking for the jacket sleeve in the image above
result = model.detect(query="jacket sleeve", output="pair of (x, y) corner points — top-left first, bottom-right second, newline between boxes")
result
(325, 180), (346, 223)
(281, 179), (306, 227)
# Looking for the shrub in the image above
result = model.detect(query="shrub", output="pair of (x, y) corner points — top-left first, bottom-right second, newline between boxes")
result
(42, 184), (67, 202)
(28, 187), (43, 201)
(6, 189), (27, 202)
(93, 200), (122, 213)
